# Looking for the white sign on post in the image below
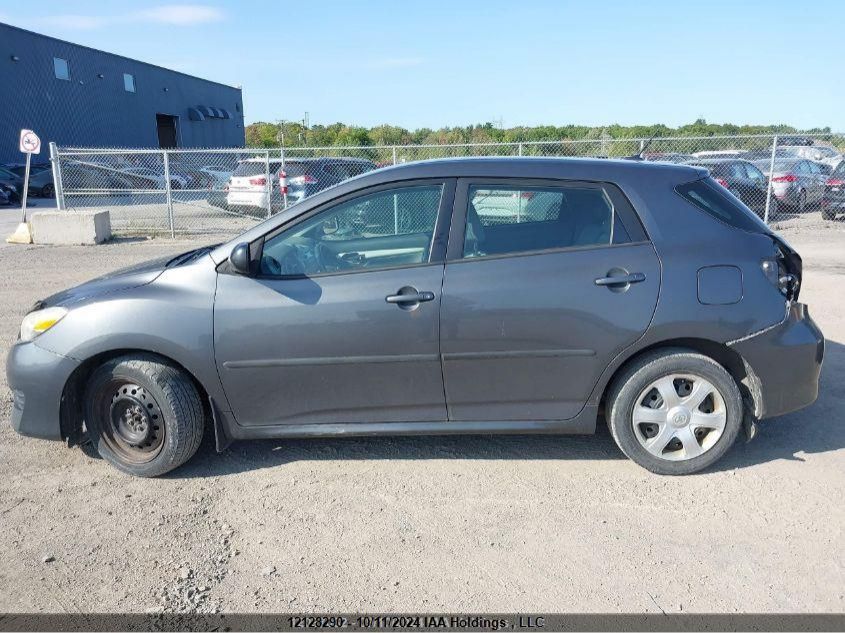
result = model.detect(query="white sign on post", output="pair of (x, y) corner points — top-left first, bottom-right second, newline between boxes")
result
(19, 129), (41, 155)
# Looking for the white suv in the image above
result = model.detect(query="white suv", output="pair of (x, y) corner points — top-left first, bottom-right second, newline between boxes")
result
(226, 158), (284, 211)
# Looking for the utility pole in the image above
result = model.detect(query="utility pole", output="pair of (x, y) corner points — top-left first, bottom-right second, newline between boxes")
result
(275, 119), (286, 147)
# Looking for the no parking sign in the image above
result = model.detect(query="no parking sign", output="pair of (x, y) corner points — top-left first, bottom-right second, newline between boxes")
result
(19, 129), (41, 154)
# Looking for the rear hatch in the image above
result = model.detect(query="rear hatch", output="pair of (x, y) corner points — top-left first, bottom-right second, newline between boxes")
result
(229, 160), (283, 192)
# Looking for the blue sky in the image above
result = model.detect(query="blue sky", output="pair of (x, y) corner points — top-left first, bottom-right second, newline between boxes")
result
(1, 0), (842, 130)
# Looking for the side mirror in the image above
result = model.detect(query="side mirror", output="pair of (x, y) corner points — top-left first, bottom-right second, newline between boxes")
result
(229, 242), (252, 275)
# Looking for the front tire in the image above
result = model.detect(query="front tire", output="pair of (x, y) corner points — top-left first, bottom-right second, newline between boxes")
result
(84, 354), (204, 477)
(606, 349), (743, 475)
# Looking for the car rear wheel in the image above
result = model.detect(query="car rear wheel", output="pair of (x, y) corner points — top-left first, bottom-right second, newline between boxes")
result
(797, 190), (807, 213)
(606, 349), (743, 475)
(84, 354), (204, 477)
(41, 183), (54, 198)
(822, 207), (836, 220)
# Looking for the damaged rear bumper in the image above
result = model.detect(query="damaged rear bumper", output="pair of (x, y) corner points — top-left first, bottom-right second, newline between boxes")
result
(729, 302), (824, 420)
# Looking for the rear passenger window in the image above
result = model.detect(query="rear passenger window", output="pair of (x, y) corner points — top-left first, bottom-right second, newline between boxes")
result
(464, 185), (628, 258)
(676, 179), (770, 234)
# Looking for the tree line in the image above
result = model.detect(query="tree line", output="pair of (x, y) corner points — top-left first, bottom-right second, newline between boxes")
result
(245, 119), (832, 148)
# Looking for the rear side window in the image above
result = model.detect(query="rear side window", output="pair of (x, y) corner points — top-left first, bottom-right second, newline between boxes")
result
(833, 161), (845, 178)
(676, 178), (770, 233)
(233, 161), (267, 177)
(464, 185), (631, 258)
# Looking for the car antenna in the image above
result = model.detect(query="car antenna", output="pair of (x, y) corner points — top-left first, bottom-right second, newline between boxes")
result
(624, 133), (659, 161)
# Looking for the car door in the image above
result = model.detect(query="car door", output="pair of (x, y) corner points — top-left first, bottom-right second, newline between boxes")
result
(440, 179), (660, 421)
(805, 161), (826, 202)
(742, 162), (769, 213)
(214, 180), (454, 427)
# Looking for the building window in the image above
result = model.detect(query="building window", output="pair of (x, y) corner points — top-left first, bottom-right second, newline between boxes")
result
(123, 73), (136, 93)
(53, 57), (70, 80)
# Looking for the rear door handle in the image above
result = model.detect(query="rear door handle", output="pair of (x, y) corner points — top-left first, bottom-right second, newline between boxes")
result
(594, 272), (646, 286)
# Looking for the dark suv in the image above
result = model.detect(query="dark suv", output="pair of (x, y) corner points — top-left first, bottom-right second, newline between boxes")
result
(7, 158), (823, 477)
(822, 160), (845, 220)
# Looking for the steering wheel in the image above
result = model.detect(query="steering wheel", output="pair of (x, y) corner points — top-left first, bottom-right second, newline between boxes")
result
(263, 254), (283, 276)
(314, 241), (345, 272)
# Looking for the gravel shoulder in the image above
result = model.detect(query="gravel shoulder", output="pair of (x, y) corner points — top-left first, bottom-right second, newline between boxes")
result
(0, 227), (843, 614)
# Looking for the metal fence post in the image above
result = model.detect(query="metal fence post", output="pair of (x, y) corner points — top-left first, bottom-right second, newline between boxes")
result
(392, 146), (397, 166)
(49, 142), (66, 211)
(162, 150), (175, 238)
(264, 150), (272, 219)
(518, 143), (524, 157)
(763, 134), (778, 225)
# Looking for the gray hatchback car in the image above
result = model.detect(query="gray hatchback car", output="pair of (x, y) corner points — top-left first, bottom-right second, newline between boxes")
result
(7, 158), (824, 477)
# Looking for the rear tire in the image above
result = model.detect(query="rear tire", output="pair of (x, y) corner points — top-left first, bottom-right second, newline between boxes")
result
(822, 207), (836, 220)
(606, 349), (743, 475)
(84, 354), (204, 477)
(41, 184), (54, 198)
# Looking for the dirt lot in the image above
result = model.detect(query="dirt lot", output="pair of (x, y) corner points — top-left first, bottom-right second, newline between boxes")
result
(0, 218), (843, 615)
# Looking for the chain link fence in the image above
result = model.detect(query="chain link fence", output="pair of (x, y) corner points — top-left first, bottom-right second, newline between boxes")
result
(48, 132), (844, 237)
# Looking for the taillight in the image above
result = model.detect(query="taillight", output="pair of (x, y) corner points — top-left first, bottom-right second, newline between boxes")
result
(249, 176), (266, 186)
(715, 178), (729, 188)
(520, 191), (535, 199)
(761, 237), (802, 301)
(302, 174), (317, 184)
(827, 178), (845, 186)
(771, 174), (798, 183)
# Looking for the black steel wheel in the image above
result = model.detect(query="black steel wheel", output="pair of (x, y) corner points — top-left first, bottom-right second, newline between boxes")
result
(85, 354), (204, 477)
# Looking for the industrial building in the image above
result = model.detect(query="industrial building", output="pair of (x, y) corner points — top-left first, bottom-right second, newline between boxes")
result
(0, 22), (245, 164)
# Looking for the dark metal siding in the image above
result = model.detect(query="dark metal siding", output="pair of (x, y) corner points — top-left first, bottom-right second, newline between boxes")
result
(0, 23), (245, 164)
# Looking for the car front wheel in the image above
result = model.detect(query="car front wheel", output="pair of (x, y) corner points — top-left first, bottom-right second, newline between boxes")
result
(606, 349), (743, 475)
(84, 354), (205, 477)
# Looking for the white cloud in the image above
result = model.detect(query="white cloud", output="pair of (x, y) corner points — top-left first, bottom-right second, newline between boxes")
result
(133, 5), (225, 25)
(27, 4), (224, 30)
(368, 57), (425, 70)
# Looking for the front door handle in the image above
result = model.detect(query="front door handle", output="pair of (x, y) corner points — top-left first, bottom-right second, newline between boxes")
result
(386, 287), (435, 307)
(595, 272), (646, 286)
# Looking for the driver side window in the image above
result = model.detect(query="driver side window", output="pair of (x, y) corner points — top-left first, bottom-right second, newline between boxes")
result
(261, 184), (443, 276)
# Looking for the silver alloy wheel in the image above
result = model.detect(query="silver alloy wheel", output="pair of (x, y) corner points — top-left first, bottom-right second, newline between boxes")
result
(632, 373), (727, 461)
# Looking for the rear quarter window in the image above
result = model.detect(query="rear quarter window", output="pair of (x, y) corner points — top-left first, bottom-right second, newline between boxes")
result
(676, 178), (771, 234)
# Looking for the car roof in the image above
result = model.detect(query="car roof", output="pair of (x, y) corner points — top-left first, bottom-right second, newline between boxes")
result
(374, 156), (706, 179)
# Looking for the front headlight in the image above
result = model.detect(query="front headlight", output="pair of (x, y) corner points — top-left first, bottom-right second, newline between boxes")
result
(20, 306), (68, 342)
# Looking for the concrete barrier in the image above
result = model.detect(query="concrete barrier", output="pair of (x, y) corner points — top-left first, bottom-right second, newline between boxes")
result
(31, 211), (111, 245)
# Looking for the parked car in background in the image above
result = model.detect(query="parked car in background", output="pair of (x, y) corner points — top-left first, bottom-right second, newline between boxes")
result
(641, 152), (695, 164)
(0, 166), (22, 203)
(61, 164), (133, 192)
(692, 150), (743, 159)
(25, 165), (56, 198)
(196, 165), (233, 189)
(226, 157), (376, 213)
(123, 167), (188, 190)
(822, 160), (845, 220)
(7, 158), (823, 478)
(686, 158), (774, 218)
(779, 145), (843, 170)
(753, 158), (827, 212)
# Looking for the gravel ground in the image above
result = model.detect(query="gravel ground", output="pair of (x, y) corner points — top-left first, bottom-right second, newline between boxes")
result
(0, 223), (843, 615)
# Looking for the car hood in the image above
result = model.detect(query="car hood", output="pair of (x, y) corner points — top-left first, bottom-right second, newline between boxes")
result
(38, 254), (176, 308)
